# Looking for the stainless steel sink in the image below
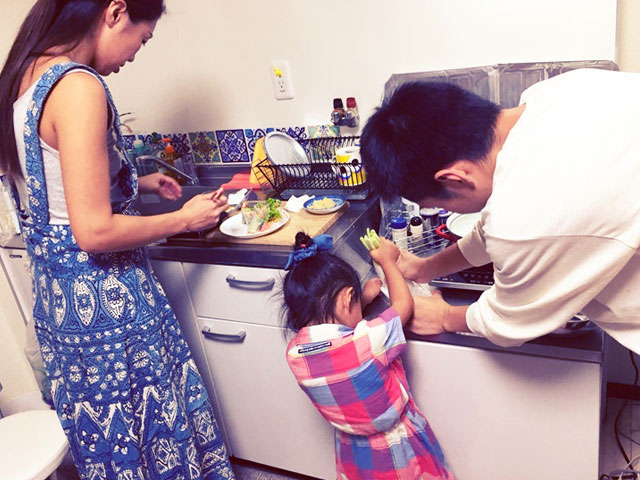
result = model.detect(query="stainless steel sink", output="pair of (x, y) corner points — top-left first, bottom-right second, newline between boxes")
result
(135, 165), (252, 216)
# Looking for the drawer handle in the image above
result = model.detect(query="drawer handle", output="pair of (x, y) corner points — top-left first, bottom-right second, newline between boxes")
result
(202, 326), (247, 343)
(225, 274), (275, 291)
(9, 254), (23, 259)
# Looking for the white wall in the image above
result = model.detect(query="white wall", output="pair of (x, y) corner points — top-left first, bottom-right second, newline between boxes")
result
(617, 0), (640, 71)
(1, 0), (616, 133)
(105, 0), (617, 133)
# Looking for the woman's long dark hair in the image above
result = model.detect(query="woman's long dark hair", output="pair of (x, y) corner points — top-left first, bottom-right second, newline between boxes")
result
(0, 0), (165, 180)
(282, 232), (362, 332)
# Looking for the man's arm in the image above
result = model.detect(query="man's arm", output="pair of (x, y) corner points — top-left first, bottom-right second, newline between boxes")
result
(397, 242), (473, 283)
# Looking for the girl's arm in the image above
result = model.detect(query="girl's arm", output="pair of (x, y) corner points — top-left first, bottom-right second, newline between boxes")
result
(369, 238), (414, 325)
(44, 73), (226, 253)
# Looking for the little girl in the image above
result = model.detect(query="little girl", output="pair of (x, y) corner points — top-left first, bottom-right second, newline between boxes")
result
(283, 231), (456, 480)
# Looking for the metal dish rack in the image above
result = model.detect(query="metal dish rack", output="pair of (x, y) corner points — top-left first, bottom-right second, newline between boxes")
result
(254, 136), (370, 200)
(382, 208), (449, 258)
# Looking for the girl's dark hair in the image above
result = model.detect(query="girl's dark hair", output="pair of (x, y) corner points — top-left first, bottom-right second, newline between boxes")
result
(0, 0), (165, 180)
(360, 80), (501, 202)
(282, 232), (362, 332)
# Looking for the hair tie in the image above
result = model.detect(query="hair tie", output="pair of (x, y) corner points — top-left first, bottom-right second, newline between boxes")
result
(284, 234), (333, 270)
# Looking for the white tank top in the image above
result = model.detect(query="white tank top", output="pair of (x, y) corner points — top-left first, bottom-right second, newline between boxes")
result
(13, 69), (126, 225)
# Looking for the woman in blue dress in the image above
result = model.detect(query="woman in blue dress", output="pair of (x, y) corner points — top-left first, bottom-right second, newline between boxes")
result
(0, 1), (235, 479)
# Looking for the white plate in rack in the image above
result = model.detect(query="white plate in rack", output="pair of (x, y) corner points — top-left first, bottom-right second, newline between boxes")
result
(263, 131), (310, 178)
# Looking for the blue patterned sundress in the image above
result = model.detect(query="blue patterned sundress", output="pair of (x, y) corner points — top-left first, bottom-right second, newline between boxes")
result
(20, 63), (235, 480)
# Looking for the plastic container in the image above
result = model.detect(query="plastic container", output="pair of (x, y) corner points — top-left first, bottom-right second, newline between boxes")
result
(390, 216), (408, 246)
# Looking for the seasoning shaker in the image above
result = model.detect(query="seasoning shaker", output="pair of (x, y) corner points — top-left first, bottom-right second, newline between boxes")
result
(390, 216), (408, 247)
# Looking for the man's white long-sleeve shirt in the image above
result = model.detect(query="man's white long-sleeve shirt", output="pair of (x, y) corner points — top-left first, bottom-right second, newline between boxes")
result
(457, 68), (640, 353)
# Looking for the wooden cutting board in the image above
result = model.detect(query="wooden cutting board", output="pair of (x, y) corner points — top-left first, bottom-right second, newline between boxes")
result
(204, 202), (349, 245)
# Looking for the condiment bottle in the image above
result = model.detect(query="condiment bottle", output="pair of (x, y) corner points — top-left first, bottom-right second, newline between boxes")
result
(390, 216), (408, 247)
(331, 98), (345, 126)
(345, 97), (360, 127)
(409, 216), (424, 246)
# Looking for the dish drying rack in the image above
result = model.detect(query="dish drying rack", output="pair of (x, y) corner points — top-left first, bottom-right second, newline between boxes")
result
(254, 136), (370, 200)
(382, 208), (449, 258)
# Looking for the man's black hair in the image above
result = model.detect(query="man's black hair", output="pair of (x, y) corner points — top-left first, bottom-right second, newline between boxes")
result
(360, 81), (501, 202)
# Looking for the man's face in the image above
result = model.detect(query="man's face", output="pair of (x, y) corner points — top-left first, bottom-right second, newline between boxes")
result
(417, 190), (490, 214)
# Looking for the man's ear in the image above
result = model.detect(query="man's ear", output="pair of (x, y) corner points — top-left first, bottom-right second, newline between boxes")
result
(434, 161), (476, 189)
(105, 0), (128, 28)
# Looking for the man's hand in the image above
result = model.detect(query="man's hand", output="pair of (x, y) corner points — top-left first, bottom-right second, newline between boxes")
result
(397, 249), (430, 283)
(139, 173), (182, 201)
(408, 291), (471, 336)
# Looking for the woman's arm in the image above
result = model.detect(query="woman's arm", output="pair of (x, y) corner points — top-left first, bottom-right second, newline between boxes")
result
(43, 73), (225, 253)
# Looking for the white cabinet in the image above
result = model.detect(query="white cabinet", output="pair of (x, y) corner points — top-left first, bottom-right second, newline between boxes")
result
(159, 261), (603, 480)
(403, 340), (602, 480)
(180, 262), (336, 479)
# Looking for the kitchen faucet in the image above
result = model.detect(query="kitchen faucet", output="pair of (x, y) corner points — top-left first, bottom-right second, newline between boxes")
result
(136, 155), (197, 185)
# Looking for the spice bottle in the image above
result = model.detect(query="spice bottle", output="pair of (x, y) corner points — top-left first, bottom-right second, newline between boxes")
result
(409, 216), (424, 246)
(331, 98), (345, 126)
(345, 97), (360, 127)
(390, 216), (408, 247)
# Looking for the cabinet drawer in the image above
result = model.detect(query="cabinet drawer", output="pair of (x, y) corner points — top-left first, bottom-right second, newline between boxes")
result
(183, 263), (284, 327)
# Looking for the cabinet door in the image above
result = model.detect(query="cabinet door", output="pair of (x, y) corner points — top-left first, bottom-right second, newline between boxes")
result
(403, 340), (601, 480)
(198, 317), (335, 480)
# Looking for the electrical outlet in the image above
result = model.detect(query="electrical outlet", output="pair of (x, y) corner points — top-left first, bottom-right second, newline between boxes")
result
(270, 60), (294, 100)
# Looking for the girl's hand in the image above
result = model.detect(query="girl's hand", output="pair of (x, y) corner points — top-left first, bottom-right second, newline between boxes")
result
(139, 173), (182, 201)
(369, 237), (401, 267)
(180, 193), (228, 232)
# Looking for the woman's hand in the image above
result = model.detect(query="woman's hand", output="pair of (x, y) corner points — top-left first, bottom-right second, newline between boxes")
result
(179, 193), (228, 232)
(138, 173), (182, 201)
(369, 237), (401, 267)
(397, 249), (430, 283)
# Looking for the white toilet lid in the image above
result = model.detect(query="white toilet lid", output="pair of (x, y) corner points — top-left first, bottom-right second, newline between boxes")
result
(0, 410), (69, 480)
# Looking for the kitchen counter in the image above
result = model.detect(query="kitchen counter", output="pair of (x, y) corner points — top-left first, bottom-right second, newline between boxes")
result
(364, 285), (605, 364)
(149, 194), (381, 275)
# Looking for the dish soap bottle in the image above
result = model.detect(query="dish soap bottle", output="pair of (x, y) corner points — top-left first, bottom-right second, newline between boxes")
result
(161, 138), (180, 181)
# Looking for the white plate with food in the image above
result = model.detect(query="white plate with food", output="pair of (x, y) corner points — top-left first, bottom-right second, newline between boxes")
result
(220, 199), (290, 238)
(303, 195), (346, 214)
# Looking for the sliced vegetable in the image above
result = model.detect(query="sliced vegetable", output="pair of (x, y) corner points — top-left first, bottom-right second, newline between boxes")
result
(360, 228), (381, 250)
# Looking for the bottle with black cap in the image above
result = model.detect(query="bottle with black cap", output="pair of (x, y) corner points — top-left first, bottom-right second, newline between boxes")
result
(409, 216), (424, 247)
(331, 98), (345, 126)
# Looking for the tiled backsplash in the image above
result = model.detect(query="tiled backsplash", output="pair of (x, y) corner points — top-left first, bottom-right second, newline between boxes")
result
(124, 124), (340, 165)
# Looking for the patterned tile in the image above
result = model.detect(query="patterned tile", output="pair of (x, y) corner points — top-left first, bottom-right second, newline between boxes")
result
(122, 134), (137, 151)
(244, 128), (268, 162)
(276, 126), (308, 141)
(138, 132), (192, 158)
(307, 124), (340, 138)
(216, 129), (250, 163)
(188, 131), (221, 164)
